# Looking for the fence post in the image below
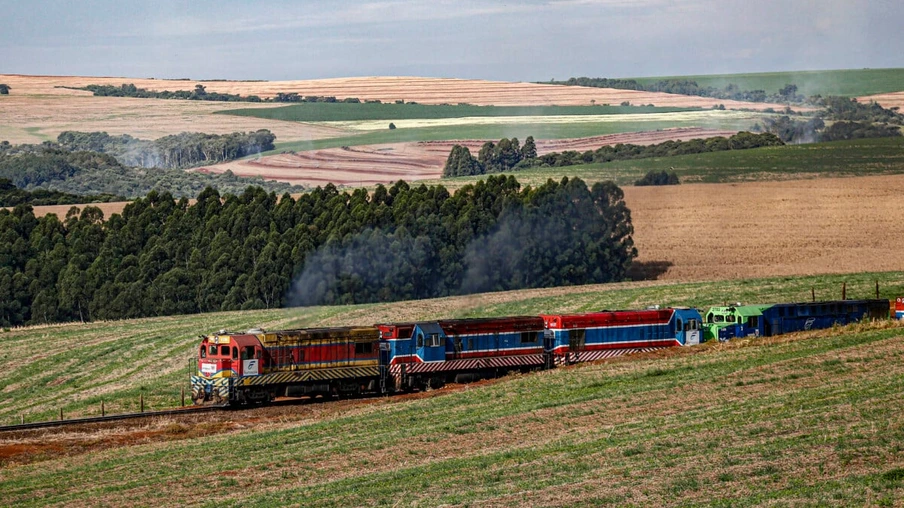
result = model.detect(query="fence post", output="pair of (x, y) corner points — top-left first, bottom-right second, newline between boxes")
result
(20, 415), (24, 425)
(181, 386), (185, 407)
(140, 393), (144, 413)
(101, 400), (105, 417)
(59, 408), (63, 421)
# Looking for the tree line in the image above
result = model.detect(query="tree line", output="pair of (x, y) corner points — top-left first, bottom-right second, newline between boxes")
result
(444, 132), (784, 178)
(543, 77), (807, 104)
(0, 178), (121, 207)
(70, 83), (367, 104)
(0, 141), (303, 200)
(757, 97), (903, 143)
(56, 129), (276, 170)
(0, 176), (637, 327)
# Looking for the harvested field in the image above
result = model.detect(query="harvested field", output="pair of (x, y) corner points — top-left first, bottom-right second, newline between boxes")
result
(197, 127), (739, 186)
(860, 91), (904, 110)
(0, 74), (789, 111)
(0, 93), (345, 145)
(625, 174), (904, 280)
(26, 174), (904, 284)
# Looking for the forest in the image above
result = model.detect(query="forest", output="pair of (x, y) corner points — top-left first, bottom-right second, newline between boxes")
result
(0, 176), (636, 327)
(0, 135), (302, 199)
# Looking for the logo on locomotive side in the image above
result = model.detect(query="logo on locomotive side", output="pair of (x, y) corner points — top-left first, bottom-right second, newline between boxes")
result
(804, 317), (816, 330)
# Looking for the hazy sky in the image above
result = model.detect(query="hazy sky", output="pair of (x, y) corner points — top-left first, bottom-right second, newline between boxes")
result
(2, 0), (901, 81)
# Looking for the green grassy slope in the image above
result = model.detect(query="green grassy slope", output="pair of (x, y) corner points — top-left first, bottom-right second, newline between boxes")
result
(267, 115), (761, 154)
(631, 68), (904, 98)
(216, 103), (694, 122)
(3, 316), (904, 505)
(1, 271), (901, 425)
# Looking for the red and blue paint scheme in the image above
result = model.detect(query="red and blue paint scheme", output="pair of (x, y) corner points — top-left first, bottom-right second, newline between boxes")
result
(895, 297), (904, 320)
(541, 307), (702, 364)
(377, 317), (550, 390)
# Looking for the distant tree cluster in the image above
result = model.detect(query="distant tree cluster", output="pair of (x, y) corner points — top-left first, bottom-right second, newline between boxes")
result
(0, 178), (122, 207)
(56, 129), (276, 169)
(444, 132), (783, 177)
(635, 171), (679, 186)
(819, 121), (902, 142)
(544, 77), (807, 104)
(757, 98), (903, 143)
(0, 176), (637, 326)
(0, 142), (303, 199)
(70, 83), (365, 104)
(443, 136), (538, 177)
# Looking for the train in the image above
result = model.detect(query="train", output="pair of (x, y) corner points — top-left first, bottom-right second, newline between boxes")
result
(190, 298), (890, 405)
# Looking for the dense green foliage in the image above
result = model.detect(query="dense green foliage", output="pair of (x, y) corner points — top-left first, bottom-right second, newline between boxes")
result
(443, 137), (539, 177)
(219, 102), (693, 123)
(0, 139), (301, 199)
(443, 132), (783, 177)
(759, 98), (903, 143)
(0, 178), (122, 206)
(0, 176), (636, 326)
(635, 170), (679, 186)
(57, 129), (276, 169)
(820, 121), (902, 142)
(544, 77), (806, 103)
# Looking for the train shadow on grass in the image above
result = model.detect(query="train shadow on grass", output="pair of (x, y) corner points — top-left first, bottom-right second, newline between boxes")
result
(627, 260), (673, 281)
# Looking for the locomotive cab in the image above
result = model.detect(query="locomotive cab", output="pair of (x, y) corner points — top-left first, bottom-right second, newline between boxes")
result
(192, 332), (265, 404)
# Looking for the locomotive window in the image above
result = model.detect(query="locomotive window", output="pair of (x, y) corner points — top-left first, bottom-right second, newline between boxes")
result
(747, 317), (758, 328)
(209, 345), (218, 357)
(220, 345), (230, 356)
(355, 342), (374, 355)
(677, 319), (682, 333)
(737, 316), (742, 324)
(200, 346), (207, 358)
(468, 339), (474, 351)
(242, 346), (255, 360)
(232, 347), (238, 359)
(417, 333), (424, 348)
(520, 331), (539, 344)
(453, 337), (462, 352)
(427, 333), (441, 347)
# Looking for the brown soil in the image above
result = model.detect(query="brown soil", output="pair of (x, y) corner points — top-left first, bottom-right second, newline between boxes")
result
(196, 127), (738, 186)
(859, 91), (904, 110)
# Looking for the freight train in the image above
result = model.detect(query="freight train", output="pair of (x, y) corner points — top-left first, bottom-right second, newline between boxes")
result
(190, 299), (888, 405)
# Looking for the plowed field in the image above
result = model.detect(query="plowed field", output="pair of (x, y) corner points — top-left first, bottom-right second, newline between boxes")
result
(196, 127), (738, 186)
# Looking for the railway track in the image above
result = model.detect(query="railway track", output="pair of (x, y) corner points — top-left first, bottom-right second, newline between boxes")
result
(0, 405), (228, 433)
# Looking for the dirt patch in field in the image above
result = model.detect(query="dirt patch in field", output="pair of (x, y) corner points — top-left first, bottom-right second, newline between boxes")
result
(196, 127), (738, 186)
(860, 91), (904, 111)
(623, 174), (904, 281)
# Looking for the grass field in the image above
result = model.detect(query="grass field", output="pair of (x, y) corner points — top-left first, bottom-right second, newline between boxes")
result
(631, 67), (904, 98)
(423, 137), (904, 189)
(218, 103), (696, 123)
(1, 271), (901, 425)
(266, 115), (763, 154)
(2, 272), (904, 506)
